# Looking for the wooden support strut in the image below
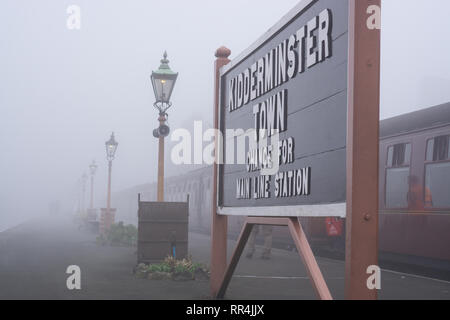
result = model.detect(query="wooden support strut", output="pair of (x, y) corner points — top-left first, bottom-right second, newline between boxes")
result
(215, 217), (332, 300)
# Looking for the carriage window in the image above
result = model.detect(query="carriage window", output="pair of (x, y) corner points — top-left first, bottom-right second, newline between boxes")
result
(426, 135), (450, 161)
(387, 143), (411, 167)
(426, 139), (434, 161)
(386, 167), (410, 208)
(425, 135), (450, 208)
(385, 143), (411, 209)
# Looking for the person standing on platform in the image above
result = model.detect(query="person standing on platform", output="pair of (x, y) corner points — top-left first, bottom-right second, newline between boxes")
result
(246, 225), (273, 260)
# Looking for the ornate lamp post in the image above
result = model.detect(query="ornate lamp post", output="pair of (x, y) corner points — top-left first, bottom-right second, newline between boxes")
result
(105, 132), (118, 210)
(151, 51), (178, 202)
(101, 132), (118, 234)
(81, 173), (88, 213)
(89, 160), (98, 210)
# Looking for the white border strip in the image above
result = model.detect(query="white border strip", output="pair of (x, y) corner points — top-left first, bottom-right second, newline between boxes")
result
(220, 0), (317, 76)
(217, 203), (346, 217)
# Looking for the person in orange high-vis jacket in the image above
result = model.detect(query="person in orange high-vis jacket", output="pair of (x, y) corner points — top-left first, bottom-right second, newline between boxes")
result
(407, 175), (433, 211)
(424, 186), (433, 208)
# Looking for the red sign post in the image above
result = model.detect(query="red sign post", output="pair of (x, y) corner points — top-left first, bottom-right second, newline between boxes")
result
(345, 0), (381, 300)
(210, 47), (231, 296)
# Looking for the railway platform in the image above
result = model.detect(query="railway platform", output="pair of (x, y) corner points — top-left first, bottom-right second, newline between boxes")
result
(0, 215), (449, 300)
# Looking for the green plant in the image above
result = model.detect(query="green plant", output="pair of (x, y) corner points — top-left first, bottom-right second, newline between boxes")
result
(100, 222), (138, 247)
(138, 256), (209, 280)
(147, 264), (171, 273)
(189, 262), (204, 273)
(174, 264), (187, 274)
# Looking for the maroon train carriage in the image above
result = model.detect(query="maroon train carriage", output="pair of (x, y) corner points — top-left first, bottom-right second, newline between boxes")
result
(113, 102), (450, 274)
(378, 102), (450, 268)
(298, 102), (450, 271)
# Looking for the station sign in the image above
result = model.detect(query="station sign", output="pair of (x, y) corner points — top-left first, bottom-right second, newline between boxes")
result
(217, 0), (348, 217)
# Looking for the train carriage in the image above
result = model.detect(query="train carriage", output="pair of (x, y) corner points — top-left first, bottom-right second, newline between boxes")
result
(113, 102), (450, 272)
(379, 102), (450, 266)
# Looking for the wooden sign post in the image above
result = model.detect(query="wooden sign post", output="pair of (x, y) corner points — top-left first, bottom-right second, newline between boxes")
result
(345, 0), (381, 300)
(210, 47), (231, 297)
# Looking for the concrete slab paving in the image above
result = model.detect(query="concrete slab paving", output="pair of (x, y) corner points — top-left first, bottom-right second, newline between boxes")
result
(0, 215), (448, 300)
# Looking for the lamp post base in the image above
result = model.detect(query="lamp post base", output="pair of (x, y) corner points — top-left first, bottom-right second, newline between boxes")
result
(100, 208), (116, 236)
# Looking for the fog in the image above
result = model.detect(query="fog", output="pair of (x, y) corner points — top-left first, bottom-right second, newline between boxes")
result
(1, 0), (450, 231)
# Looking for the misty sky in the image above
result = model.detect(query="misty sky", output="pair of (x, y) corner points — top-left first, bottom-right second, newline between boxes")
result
(1, 0), (450, 230)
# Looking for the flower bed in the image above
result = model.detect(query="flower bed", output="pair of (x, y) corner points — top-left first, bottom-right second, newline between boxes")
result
(135, 256), (209, 281)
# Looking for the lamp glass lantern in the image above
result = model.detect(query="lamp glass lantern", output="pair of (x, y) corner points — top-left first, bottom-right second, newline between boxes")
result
(151, 51), (178, 112)
(89, 160), (98, 176)
(105, 133), (118, 161)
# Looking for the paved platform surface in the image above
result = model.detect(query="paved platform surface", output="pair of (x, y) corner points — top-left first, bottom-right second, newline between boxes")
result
(0, 215), (449, 300)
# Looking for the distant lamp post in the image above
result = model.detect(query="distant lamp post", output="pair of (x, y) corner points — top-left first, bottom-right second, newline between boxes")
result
(151, 51), (178, 201)
(88, 160), (98, 210)
(81, 173), (88, 213)
(101, 132), (118, 235)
